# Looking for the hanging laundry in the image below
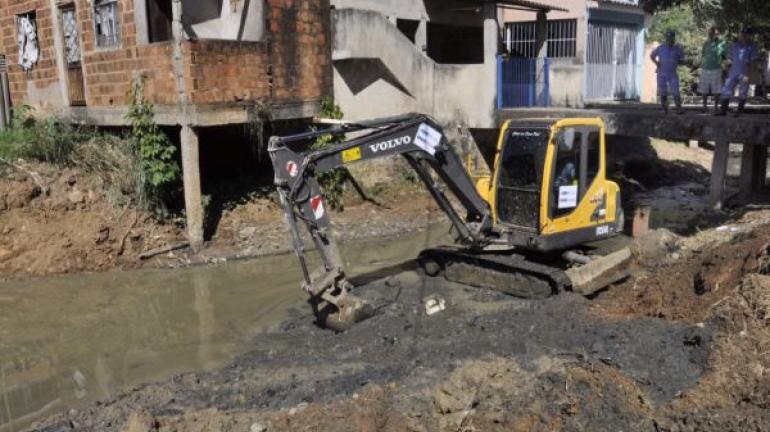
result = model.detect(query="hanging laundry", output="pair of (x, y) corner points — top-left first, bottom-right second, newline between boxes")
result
(18, 15), (39, 71)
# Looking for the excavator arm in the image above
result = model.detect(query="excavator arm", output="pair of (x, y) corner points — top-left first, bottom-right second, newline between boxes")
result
(269, 113), (492, 330)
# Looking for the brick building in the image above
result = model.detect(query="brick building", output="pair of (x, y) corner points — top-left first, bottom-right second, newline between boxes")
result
(0, 0), (332, 245)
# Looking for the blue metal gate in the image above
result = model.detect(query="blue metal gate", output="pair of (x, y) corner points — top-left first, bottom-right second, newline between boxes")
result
(497, 56), (550, 109)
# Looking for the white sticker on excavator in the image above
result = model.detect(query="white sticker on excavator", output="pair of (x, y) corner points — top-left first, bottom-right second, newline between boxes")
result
(415, 123), (441, 155)
(310, 195), (325, 220)
(558, 185), (578, 209)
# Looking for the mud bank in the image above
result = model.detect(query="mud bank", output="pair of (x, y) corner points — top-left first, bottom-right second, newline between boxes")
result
(0, 162), (443, 281)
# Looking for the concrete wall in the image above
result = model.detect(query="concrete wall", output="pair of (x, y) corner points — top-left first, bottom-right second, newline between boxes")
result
(641, 42), (658, 103)
(331, 0), (484, 26)
(181, 0), (264, 41)
(549, 58), (584, 107)
(332, 8), (495, 128)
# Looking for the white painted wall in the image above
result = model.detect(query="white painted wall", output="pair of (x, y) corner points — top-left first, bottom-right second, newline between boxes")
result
(182, 0), (264, 41)
(332, 8), (496, 128)
(331, 0), (484, 26)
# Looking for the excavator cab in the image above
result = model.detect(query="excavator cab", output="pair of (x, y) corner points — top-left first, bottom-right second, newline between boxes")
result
(479, 118), (622, 251)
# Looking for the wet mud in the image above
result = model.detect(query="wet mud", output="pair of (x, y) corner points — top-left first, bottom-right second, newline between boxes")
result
(33, 270), (712, 432)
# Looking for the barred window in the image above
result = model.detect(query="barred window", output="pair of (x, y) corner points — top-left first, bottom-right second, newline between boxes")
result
(94, 0), (119, 48)
(505, 19), (577, 58)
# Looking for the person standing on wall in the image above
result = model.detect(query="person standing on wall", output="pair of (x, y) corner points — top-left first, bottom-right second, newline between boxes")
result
(651, 31), (686, 114)
(717, 28), (759, 117)
(699, 27), (726, 113)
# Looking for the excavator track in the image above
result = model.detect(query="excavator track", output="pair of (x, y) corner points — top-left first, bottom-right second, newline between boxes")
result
(418, 246), (572, 299)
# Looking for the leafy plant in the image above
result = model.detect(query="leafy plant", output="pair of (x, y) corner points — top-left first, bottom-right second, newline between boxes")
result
(0, 105), (81, 164)
(126, 78), (181, 214)
(310, 98), (348, 210)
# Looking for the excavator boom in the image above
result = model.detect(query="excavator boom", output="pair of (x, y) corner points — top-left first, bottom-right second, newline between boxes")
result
(269, 113), (493, 330)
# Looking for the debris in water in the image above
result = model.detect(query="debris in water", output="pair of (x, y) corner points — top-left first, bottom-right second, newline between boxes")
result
(424, 295), (446, 315)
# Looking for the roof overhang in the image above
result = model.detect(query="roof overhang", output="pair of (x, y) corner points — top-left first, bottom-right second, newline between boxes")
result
(471, 0), (569, 13)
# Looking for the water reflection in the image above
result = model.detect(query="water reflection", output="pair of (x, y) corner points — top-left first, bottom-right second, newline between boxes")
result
(0, 224), (447, 431)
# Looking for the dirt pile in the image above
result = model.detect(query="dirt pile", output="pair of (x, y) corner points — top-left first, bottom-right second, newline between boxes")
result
(595, 225), (770, 323)
(0, 164), (182, 280)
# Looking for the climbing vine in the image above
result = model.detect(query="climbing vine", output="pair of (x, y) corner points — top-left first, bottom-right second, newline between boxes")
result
(310, 98), (348, 210)
(126, 78), (181, 212)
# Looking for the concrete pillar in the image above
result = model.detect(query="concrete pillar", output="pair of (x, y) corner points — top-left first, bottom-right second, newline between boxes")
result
(739, 143), (755, 195)
(415, 19), (427, 52)
(753, 145), (768, 191)
(535, 11), (548, 105)
(535, 11), (547, 59)
(482, 2), (498, 67)
(181, 125), (204, 249)
(709, 139), (730, 210)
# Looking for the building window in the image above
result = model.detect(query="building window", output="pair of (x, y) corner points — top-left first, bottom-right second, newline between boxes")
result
(505, 19), (577, 58)
(17, 11), (40, 71)
(94, 0), (120, 48)
(147, 0), (173, 43)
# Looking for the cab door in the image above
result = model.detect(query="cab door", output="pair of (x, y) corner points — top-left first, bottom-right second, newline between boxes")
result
(540, 120), (610, 243)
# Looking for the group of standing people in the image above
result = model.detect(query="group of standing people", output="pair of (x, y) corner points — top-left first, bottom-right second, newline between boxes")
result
(650, 27), (759, 117)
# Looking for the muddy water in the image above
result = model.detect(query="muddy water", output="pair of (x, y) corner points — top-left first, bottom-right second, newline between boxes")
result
(0, 225), (449, 432)
(641, 182), (709, 233)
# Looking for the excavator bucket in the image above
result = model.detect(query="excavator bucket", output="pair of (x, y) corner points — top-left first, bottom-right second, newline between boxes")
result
(319, 293), (375, 332)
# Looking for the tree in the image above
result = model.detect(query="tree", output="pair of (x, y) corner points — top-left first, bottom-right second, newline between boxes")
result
(642, 0), (770, 42)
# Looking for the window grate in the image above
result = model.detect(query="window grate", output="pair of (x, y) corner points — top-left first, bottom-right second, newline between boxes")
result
(505, 19), (577, 58)
(94, 0), (119, 48)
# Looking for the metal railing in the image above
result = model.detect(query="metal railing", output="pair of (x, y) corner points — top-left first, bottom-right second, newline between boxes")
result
(497, 56), (550, 109)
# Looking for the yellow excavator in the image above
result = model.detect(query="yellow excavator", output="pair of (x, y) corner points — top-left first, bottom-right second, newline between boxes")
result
(269, 113), (630, 331)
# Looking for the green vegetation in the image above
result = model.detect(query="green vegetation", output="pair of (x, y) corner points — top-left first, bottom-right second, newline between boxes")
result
(126, 78), (181, 214)
(310, 98), (348, 210)
(0, 106), (81, 164)
(643, 0), (770, 38)
(0, 79), (181, 215)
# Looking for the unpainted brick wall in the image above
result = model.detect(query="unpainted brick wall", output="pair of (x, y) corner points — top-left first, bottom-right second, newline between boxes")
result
(267, 0), (332, 104)
(0, 0), (61, 106)
(0, 0), (332, 109)
(182, 40), (271, 105)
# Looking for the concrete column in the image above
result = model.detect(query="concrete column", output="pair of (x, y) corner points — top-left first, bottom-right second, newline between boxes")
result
(535, 11), (547, 59)
(709, 139), (730, 210)
(482, 2), (498, 67)
(415, 19), (427, 52)
(48, 0), (70, 107)
(134, 0), (150, 45)
(739, 143), (755, 196)
(753, 145), (768, 191)
(181, 125), (204, 249)
(535, 11), (548, 106)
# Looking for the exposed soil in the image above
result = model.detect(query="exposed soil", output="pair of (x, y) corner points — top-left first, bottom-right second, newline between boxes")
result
(0, 163), (441, 281)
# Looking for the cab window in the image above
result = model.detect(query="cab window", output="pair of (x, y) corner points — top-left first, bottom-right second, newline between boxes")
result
(552, 128), (582, 218)
(586, 131), (600, 185)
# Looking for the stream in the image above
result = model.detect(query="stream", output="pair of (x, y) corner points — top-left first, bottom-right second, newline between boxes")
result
(0, 224), (450, 432)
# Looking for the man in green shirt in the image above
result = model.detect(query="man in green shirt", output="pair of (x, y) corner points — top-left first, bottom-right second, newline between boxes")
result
(699, 27), (726, 113)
